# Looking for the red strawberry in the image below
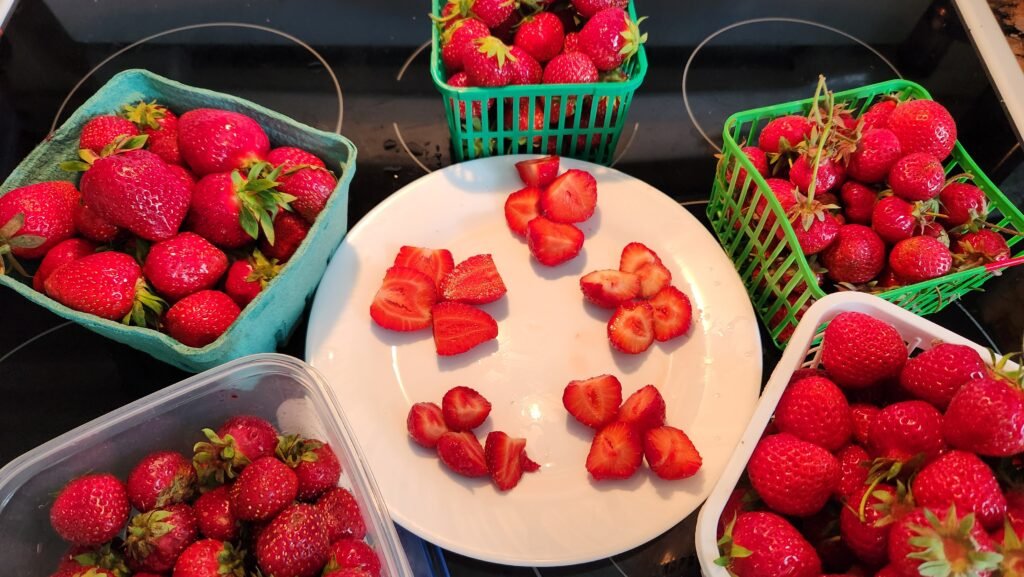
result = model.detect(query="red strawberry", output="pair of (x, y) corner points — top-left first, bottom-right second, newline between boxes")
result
(821, 311), (907, 388)
(125, 504), (199, 573)
(464, 36), (515, 87)
(912, 450), (1006, 531)
(370, 266), (437, 332)
(73, 201), (120, 243)
(217, 415), (279, 462)
(540, 169), (598, 223)
(886, 99), (958, 160)
(506, 45), (542, 85)
(514, 155), (560, 188)
(505, 186), (542, 236)
(887, 507), (999, 577)
(944, 376), (1024, 456)
(579, 269), (640, 309)
(789, 154), (845, 195)
(224, 249), (280, 307)
(850, 406), (879, 447)
(407, 402), (450, 448)
(887, 152), (945, 202)
(446, 71), (491, 123)
(774, 376), (852, 451)
(442, 386), (492, 431)
(437, 431), (488, 477)
(577, 8), (646, 72)
(820, 224), (886, 284)
(648, 285), (692, 341)
(643, 426), (702, 480)
(126, 450), (198, 512)
(728, 146), (769, 189)
(542, 51), (599, 84)
(33, 238), (96, 292)
(526, 216), (584, 266)
(758, 115), (814, 154)
(619, 241), (662, 273)
(257, 210), (309, 263)
(717, 511), (821, 577)
(187, 165), (292, 249)
(255, 503), (330, 577)
(171, 539), (245, 577)
(178, 108), (270, 175)
(787, 196), (841, 255)
(571, 0), (627, 18)
(586, 421), (643, 480)
(192, 486), (239, 542)
(228, 456), (298, 522)
(847, 128), (902, 183)
(192, 415), (278, 486)
(717, 488), (756, 539)
(0, 181), (78, 263)
(50, 473), (130, 546)
(514, 12), (565, 63)
(441, 18), (490, 73)
(939, 182), (987, 229)
(840, 181), (878, 225)
(266, 146), (325, 172)
(79, 114), (140, 154)
(394, 245), (454, 293)
(431, 301), (498, 355)
(122, 101), (181, 165)
(834, 444), (870, 500)
(485, 431), (532, 490)
(607, 300), (655, 354)
(888, 235), (951, 283)
(562, 374), (622, 428)
(868, 400), (945, 464)
(143, 232), (228, 301)
(165, 290), (240, 347)
(899, 343), (986, 409)
(326, 538), (381, 577)
(871, 195), (933, 244)
(276, 435), (341, 501)
(618, 384), (666, 433)
(441, 254), (507, 304)
(839, 483), (908, 567)
(318, 487), (367, 542)
(275, 164), (336, 224)
(748, 433), (839, 516)
(859, 99), (897, 131)
(954, 229), (1011, 265)
(44, 251), (163, 323)
(752, 178), (799, 231)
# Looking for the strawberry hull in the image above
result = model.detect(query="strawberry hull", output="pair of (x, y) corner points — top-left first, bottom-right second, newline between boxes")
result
(0, 69), (355, 372)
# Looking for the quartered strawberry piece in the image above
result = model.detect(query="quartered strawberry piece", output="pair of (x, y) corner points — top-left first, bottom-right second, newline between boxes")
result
(619, 384), (666, 433)
(635, 261), (672, 298)
(431, 301), (498, 356)
(526, 216), (584, 266)
(393, 246), (455, 292)
(436, 431), (488, 477)
(370, 266), (438, 331)
(648, 286), (692, 341)
(515, 155), (560, 187)
(441, 386), (492, 431)
(407, 402), (449, 448)
(504, 186), (542, 236)
(619, 242), (662, 273)
(607, 301), (655, 354)
(579, 269), (640, 309)
(643, 426), (702, 480)
(540, 169), (597, 223)
(586, 421), (643, 480)
(562, 374), (623, 429)
(484, 431), (534, 491)
(521, 453), (541, 472)
(440, 254), (507, 304)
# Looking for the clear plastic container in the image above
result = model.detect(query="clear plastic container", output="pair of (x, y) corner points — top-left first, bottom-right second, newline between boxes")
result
(0, 353), (413, 577)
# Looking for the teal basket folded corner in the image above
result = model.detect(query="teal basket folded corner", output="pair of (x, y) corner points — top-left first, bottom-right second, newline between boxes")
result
(0, 69), (357, 372)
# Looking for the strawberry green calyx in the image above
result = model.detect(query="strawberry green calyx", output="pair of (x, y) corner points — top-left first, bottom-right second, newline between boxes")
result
(907, 507), (1002, 576)
(59, 134), (149, 172)
(474, 35), (518, 68)
(121, 100), (168, 131)
(275, 433), (323, 467)
(216, 541), (247, 577)
(123, 278), (167, 329)
(430, 0), (472, 27)
(232, 162), (296, 246)
(618, 15), (648, 62)
(1000, 519), (1024, 575)
(72, 543), (131, 577)
(193, 428), (251, 488)
(713, 515), (753, 567)
(0, 212), (44, 276)
(125, 509), (174, 559)
(246, 249), (282, 289)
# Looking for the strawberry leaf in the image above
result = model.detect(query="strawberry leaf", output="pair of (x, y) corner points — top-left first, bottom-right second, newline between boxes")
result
(59, 160), (92, 172)
(8, 234), (45, 249)
(239, 207), (260, 241)
(0, 213), (24, 239)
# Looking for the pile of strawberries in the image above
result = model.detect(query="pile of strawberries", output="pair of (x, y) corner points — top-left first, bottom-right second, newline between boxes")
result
(47, 415), (381, 577)
(0, 101), (339, 348)
(717, 311), (1024, 577)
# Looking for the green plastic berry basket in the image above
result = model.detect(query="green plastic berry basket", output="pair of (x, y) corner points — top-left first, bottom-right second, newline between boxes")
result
(706, 78), (1024, 350)
(429, 0), (648, 165)
(0, 69), (356, 373)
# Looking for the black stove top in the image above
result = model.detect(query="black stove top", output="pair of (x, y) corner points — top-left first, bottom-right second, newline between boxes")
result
(1, 1), (1022, 576)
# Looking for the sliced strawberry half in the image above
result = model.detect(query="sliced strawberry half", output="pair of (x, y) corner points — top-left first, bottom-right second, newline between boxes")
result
(515, 155), (560, 188)
(540, 169), (598, 223)
(484, 431), (529, 491)
(370, 266), (438, 331)
(607, 301), (655, 354)
(648, 286), (692, 341)
(436, 431), (488, 477)
(407, 402), (449, 448)
(526, 216), (584, 266)
(562, 374), (623, 429)
(636, 261), (672, 298)
(619, 384), (666, 433)
(431, 301), (498, 356)
(620, 242), (663, 273)
(441, 386), (492, 432)
(505, 186), (542, 236)
(440, 254), (507, 304)
(393, 245), (455, 292)
(644, 426), (702, 480)
(586, 421), (643, 481)
(579, 270), (641, 309)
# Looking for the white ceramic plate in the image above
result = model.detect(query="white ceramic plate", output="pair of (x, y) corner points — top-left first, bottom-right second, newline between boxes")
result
(305, 156), (762, 567)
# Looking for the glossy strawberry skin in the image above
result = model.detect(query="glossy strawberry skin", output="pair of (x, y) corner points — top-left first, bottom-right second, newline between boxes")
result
(834, 443), (870, 500)
(578, 8), (641, 71)
(821, 311), (907, 389)
(178, 108), (270, 175)
(73, 201), (120, 243)
(859, 99), (897, 130)
(228, 456), (299, 522)
(164, 290), (241, 348)
(747, 433), (839, 517)
(954, 229), (1010, 263)
(944, 377), (1024, 456)
(789, 155), (845, 195)
(33, 238), (97, 292)
(255, 503), (330, 577)
(218, 415), (278, 462)
(258, 210), (310, 263)
(840, 181), (877, 225)
(850, 404), (879, 446)
(50, 473), (130, 546)
(266, 146), (326, 172)
(888, 152), (946, 202)
(888, 235), (952, 283)
(871, 195), (920, 245)
(790, 207), (841, 256)
(514, 12), (564, 63)
(79, 114), (140, 154)
(277, 166), (336, 223)
(328, 538), (382, 577)
(542, 52), (599, 84)
(464, 36), (514, 87)
(571, 0), (627, 18)
(442, 18), (490, 73)
(125, 503), (199, 573)
(141, 107), (182, 166)
(868, 400), (945, 464)
(318, 487), (367, 542)
(726, 511), (822, 577)
(773, 376), (852, 451)
(887, 507), (997, 577)
(290, 441), (342, 501)
(847, 128), (902, 183)
(187, 172), (256, 249)
(758, 115), (813, 154)
(192, 486), (239, 542)
(886, 99), (958, 160)
(144, 232), (228, 301)
(224, 259), (262, 307)
(174, 539), (244, 577)
(899, 343), (986, 409)
(839, 484), (899, 567)
(44, 251), (141, 321)
(127, 450), (198, 512)
(0, 181), (79, 259)
(912, 450), (1006, 531)
(820, 224), (886, 284)
(939, 182), (987, 228)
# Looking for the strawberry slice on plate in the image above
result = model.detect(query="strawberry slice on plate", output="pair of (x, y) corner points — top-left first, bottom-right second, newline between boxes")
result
(393, 245), (455, 292)
(431, 301), (498, 356)
(644, 426), (702, 480)
(441, 254), (507, 304)
(526, 216), (584, 266)
(607, 301), (655, 354)
(515, 155), (560, 188)
(619, 384), (667, 433)
(636, 261), (672, 298)
(540, 169), (597, 223)
(619, 242), (662, 273)
(586, 421), (643, 481)
(562, 374), (622, 429)
(579, 270), (641, 309)
(485, 431), (534, 491)
(441, 386), (492, 431)
(505, 186), (542, 236)
(407, 402), (449, 448)
(648, 286), (692, 341)
(370, 266), (438, 331)
(436, 431), (488, 477)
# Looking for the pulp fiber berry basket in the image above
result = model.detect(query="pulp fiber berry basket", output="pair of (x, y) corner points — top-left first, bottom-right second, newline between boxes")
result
(0, 69), (356, 373)
(429, 0), (648, 165)
(706, 78), (1024, 349)
(693, 291), (1011, 575)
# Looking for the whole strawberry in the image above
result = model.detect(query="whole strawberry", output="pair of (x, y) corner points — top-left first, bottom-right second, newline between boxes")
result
(578, 8), (646, 72)
(887, 507), (999, 577)
(840, 181), (877, 225)
(467, 0), (519, 28)
(122, 101), (181, 165)
(886, 99), (958, 160)
(275, 164), (337, 224)
(193, 414), (279, 485)
(787, 196), (841, 255)
(571, 0), (627, 17)
(79, 114), (140, 154)
(840, 483), (911, 568)
(224, 249), (281, 307)
(728, 146), (769, 190)
(172, 539), (245, 577)
(326, 538), (382, 577)
(258, 210), (310, 263)
(192, 485), (239, 542)
(125, 504), (198, 573)
(747, 433), (839, 517)
(464, 36), (515, 87)
(73, 201), (120, 243)
(33, 238), (97, 292)
(542, 51), (599, 85)
(821, 311), (907, 388)
(834, 443), (870, 500)
(45, 251), (165, 324)
(178, 108), (270, 175)
(899, 343), (986, 409)
(789, 154), (845, 195)
(773, 376), (852, 451)
(318, 487), (367, 542)
(888, 152), (945, 201)
(871, 195), (932, 244)
(847, 128), (902, 183)
(939, 182), (987, 229)
(228, 456), (298, 522)
(0, 181), (78, 263)
(164, 290), (240, 348)
(888, 235), (952, 283)
(187, 163), (294, 249)
(126, 450), (198, 512)
(758, 115), (814, 154)
(868, 400), (945, 464)
(850, 403), (879, 446)
(717, 511), (821, 577)
(820, 224), (886, 284)
(255, 503), (330, 577)
(266, 146), (326, 172)
(912, 450), (1006, 531)
(859, 99), (897, 130)
(943, 376), (1024, 456)
(507, 45), (542, 85)
(954, 229), (1011, 265)
(514, 12), (564, 63)
(276, 434), (342, 501)
(50, 473), (130, 546)
(441, 18), (490, 73)
(143, 232), (228, 301)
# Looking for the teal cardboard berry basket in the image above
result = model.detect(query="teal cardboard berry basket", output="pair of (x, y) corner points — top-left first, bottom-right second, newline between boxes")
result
(0, 69), (356, 373)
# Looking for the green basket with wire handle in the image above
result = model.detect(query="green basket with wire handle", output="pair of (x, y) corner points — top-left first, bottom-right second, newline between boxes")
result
(706, 78), (1024, 349)
(429, 0), (648, 165)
